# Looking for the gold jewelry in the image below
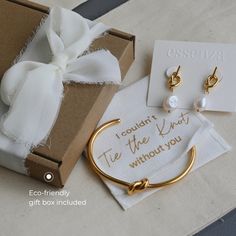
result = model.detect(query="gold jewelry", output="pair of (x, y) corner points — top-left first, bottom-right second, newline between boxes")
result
(204, 66), (219, 94)
(194, 66), (220, 112)
(87, 119), (196, 195)
(163, 66), (182, 113)
(168, 65), (182, 91)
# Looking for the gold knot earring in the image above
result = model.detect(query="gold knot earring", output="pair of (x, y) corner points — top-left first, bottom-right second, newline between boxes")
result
(194, 67), (220, 112)
(163, 65), (182, 112)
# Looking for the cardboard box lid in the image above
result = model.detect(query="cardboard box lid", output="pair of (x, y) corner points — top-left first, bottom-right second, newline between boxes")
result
(33, 31), (135, 162)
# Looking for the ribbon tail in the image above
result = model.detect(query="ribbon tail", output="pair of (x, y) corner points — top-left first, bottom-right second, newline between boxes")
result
(0, 65), (63, 147)
(65, 50), (121, 84)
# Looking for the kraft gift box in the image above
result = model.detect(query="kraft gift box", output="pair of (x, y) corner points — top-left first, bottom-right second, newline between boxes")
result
(0, 0), (135, 187)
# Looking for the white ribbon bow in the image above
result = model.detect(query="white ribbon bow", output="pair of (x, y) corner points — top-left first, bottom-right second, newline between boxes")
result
(0, 7), (121, 148)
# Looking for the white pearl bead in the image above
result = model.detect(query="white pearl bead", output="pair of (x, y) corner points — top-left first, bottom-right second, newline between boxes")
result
(194, 95), (207, 112)
(163, 95), (178, 112)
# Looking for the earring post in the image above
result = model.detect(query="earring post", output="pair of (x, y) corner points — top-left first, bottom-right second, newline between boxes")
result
(176, 65), (181, 77)
(212, 66), (217, 77)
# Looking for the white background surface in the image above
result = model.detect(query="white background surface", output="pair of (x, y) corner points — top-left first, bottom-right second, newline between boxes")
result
(0, 1), (236, 236)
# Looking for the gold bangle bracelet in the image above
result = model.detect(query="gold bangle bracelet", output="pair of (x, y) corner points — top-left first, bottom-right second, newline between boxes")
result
(87, 119), (196, 195)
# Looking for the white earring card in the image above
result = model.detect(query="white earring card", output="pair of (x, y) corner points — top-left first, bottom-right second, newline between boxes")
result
(147, 40), (236, 112)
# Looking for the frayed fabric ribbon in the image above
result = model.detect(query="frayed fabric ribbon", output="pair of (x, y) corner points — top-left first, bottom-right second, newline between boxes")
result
(0, 7), (121, 148)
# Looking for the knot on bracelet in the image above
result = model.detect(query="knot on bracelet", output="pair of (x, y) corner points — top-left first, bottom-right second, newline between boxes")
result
(128, 178), (149, 195)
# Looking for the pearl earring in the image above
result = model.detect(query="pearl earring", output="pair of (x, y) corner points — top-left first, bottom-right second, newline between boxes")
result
(163, 65), (182, 112)
(194, 67), (220, 112)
